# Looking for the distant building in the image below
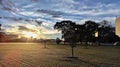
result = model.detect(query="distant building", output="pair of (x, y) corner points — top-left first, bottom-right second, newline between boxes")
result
(0, 32), (7, 42)
(115, 17), (120, 37)
(0, 24), (8, 42)
(6, 34), (18, 40)
(0, 24), (18, 42)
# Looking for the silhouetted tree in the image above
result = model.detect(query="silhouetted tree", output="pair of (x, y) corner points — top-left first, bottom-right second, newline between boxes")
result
(107, 32), (120, 43)
(83, 20), (99, 47)
(98, 20), (115, 43)
(54, 20), (77, 57)
(54, 20), (77, 44)
(54, 20), (118, 47)
(56, 37), (61, 44)
(74, 24), (85, 43)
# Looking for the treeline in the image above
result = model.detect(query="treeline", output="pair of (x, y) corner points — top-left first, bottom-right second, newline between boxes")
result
(54, 20), (119, 44)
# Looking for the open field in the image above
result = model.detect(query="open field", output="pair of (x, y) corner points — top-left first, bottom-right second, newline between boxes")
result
(0, 43), (120, 67)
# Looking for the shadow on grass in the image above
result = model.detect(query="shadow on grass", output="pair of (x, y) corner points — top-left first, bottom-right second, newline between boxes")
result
(60, 57), (101, 67)
(76, 58), (100, 67)
(66, 57), (78, 59)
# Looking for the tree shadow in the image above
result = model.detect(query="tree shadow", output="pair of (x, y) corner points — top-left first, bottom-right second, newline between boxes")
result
(66, 57), (78, 59)
(60, 57), (101, 67)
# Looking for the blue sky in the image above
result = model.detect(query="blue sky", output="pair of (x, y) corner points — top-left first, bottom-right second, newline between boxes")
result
(0, 0), (120, 39)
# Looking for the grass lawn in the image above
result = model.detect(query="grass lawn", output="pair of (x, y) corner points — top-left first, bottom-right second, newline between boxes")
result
(0, 43), (120, 67)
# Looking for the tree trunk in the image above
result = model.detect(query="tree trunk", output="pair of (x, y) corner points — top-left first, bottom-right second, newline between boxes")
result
(71, 46), (74, 57)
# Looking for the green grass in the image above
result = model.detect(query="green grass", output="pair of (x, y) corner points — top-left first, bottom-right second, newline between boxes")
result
(0, 43), (120, 67)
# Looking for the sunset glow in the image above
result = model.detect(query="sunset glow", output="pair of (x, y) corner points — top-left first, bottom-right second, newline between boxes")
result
(0, 0), (119, 39)
(23, 32), (37, 38)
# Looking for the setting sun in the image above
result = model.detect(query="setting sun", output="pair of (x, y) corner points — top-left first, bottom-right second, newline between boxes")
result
(23, 32), (37, 38)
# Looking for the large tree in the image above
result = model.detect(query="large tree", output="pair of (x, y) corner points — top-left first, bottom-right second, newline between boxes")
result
(98, 20), (119, 43)
(83, 20), (100, 46)
(74, 24), (85, 43)
(54, 20), (77, 44)
(54, 20), (77, 57)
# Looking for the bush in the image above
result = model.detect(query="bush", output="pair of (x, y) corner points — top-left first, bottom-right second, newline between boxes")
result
(56, 38), (61, 44)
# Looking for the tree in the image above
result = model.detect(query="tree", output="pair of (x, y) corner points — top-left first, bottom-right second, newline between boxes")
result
(107, 32), (120, 43)
(74, 24), (85, 43)
(98, 20), (114, 43)
(54, 20), (77, 44)
(55, 37), (61, 44)
(83, 20), (99, 47)
(54, 20), (77, 57)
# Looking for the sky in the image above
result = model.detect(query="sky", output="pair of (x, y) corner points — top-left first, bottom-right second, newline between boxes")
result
(0, 0), (120, 39)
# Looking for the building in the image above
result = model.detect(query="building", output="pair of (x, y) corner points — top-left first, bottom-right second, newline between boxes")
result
(0, 24), (17, 42)
(0, 32), (8, 42)
(0, 24), (8, 42)
(115, 17), (120, 37)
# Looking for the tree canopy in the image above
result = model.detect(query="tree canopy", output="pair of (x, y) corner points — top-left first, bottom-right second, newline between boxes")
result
(54, 20), (119, 44)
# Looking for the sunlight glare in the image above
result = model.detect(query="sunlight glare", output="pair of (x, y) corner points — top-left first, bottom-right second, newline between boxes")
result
(23, 32), (37, 38)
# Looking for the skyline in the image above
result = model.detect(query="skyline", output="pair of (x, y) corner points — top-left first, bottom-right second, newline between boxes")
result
(0, 0), (120, 39)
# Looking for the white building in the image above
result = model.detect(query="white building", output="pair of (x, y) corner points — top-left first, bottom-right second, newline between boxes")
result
(115, 17), (120, 37)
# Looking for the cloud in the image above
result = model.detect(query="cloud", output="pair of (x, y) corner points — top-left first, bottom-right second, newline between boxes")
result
(3, 25), (15, 28)
(0, 0), (120, 39)
(36, 9), (63, 17)
(40, 25), (60, 35)
(18, 26), (36, 32)
(68, 9), (120, 16)
(51, 0), (120, 17)
(22, 3), (36, 9)
(29, 0), (38, 2)
(11, 0), (120, 19)
(35, 20), (42, 26)
(77, 16), (116, 27)
(0, 0), (19, 12)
